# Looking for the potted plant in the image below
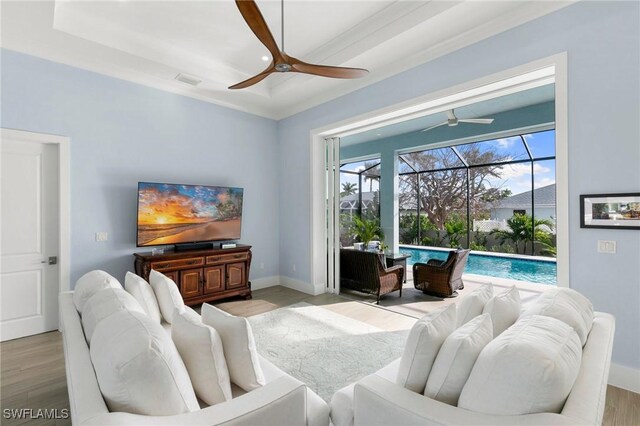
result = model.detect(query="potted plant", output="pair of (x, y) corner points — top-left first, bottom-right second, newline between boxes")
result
(351, 216), (384, 250)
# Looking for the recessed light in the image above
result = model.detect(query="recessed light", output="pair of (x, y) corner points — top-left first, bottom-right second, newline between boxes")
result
(261, 56), (270, 62)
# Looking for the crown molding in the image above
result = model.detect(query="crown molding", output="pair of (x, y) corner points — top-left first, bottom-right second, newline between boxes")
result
(1, 0), (576, 120)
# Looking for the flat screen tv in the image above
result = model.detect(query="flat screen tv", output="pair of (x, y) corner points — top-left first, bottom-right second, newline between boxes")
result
(136, 182), (243, 247)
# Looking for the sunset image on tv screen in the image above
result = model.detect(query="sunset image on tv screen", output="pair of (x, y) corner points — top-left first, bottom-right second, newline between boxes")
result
(137, 182), (243, 246)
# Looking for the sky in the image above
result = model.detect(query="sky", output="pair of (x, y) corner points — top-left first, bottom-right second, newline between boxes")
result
(340, 160), (381, 192)
(339, 130), (556, 196)
(489, 130), (556, 194)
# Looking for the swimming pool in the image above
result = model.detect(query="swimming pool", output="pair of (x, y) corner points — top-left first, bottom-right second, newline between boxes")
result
(400, 246), (557, 285)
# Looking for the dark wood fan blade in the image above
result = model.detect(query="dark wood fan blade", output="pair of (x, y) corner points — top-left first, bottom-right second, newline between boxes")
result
(230, 3), (369, 89)
(235, 0), (281, 59)
(290, 59), (369, 79)
(228, 65), (274, 89)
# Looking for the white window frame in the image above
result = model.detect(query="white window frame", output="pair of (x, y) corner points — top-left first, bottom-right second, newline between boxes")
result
(310, 53), (569, 292)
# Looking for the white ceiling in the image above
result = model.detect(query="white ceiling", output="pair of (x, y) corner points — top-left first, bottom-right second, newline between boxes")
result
(1, 1), (573, 120)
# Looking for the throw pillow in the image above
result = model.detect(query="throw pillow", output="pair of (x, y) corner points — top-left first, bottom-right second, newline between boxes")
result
(395, 304), (457, 393)
(90, 310), (199, 415)
(424, 313), (493, 406)
(81, 287), (145, 345)
(482, 285), (521, 336)
(124, 271), (162, 323)
(521, 287), (594, 346)
(456, 283), (493, 327)
(149, 269), (185, 324)
(172, 308), (232, 405)
(458, 315), (582, 415)
(201, 303), (266, 391)
(73, 270), (120, 313)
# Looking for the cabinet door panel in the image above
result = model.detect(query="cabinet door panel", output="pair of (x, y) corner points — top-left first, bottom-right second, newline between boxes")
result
(204, 266), (225, 294)
(226, 262), (246, 289)
(180, 268), (202, 299)
(163, 271), (179, 283)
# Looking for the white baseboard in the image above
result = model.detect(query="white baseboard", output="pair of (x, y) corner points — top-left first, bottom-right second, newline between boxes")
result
(313, 282), (327, 295)
(280, 276), (325, 296)
(250, 275), (325, 296)
(250, 276), (281, 291)
(609, 363), (640, 394)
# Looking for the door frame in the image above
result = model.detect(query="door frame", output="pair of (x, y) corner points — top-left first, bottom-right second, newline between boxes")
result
(1, 128), (71, 294)
(325, 137), (341, 294)
(309, 53), (569, 292)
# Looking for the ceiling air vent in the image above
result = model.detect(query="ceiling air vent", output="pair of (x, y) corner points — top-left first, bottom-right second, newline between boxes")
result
(175, 73), (202, 86)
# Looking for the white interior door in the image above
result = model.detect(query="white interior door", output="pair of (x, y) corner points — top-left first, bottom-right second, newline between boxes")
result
(1, 137), (59, 341)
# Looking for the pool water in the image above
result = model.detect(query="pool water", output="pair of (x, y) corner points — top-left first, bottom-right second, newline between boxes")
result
(400, 246), (557, 285)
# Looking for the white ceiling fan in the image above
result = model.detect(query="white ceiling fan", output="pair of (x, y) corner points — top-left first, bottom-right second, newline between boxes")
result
(421, 109), (494, 132)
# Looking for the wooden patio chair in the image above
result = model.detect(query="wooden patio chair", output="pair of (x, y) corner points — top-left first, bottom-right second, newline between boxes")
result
(413, 249), (470, 298)
(340, 249), (404, 304)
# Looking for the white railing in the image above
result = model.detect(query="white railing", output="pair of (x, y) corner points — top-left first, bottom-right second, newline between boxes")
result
(473, 219), (556, 234)
(473, 219), (509, 232)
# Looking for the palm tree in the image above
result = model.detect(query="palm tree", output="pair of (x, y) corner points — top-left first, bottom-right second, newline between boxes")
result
(351, 216), (384, 248)
(341, 182), (357, 197)
(530, 218), (555, 255)
(362, 161), (379, 191)
(492, 214), (529, 254)
(492, 214), (555, 255)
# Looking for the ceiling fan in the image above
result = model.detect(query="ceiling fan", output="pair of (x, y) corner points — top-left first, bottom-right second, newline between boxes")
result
(228, 0), (369, 90)
(420, 109), (495, 132)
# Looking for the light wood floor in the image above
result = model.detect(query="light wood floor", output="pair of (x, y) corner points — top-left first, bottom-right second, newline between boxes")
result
(1, 285), (638, 425)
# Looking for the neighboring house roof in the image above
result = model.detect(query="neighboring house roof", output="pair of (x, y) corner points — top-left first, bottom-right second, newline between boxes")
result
(340, 192), (376, 203)
(340, 191), (377, 210)
(494, 184), (556, 209)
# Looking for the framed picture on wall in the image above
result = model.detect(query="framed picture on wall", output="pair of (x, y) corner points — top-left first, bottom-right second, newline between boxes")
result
(580, 193), (640, 229)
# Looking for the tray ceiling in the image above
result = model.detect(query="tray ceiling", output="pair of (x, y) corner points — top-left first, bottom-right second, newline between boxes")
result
(1, 1), (573, 119)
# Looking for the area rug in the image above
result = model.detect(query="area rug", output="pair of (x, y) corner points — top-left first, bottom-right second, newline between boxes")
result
(247, 303), (409, 402)
(339, 280), (541, 319)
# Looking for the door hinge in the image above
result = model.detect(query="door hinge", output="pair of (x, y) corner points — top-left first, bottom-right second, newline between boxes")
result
(48, 256), (58, 265)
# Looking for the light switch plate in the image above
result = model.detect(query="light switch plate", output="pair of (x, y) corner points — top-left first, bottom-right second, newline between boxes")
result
(95, 232), (108, 242)
(597, 240), (616, 254)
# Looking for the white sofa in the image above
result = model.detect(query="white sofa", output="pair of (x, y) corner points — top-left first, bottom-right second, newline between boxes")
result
(331, 302), (615, 425)
(59, 290), (330, 425)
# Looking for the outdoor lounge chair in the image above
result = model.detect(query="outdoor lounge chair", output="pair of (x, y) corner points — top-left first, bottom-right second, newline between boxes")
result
(413, 249), (470, 298)
(340, 249), (404, 304)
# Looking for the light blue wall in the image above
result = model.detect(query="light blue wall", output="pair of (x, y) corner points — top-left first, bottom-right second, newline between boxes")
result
(278, 1), (640, 369)
(1, 1), (638, 371)
(1, 49), (280, 285)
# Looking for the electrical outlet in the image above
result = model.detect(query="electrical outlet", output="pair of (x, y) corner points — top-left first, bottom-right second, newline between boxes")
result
(260, 262), (264, 269)
(95, 232), (108, 242)
(292, 264), (296, 272)
(597, 240), (616, 254)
